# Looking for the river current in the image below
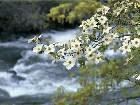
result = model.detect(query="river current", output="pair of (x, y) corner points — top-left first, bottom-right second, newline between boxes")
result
(0, 29), (81, 105)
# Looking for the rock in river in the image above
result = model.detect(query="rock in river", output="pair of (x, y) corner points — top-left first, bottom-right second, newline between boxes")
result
(0, 88), (10, 98)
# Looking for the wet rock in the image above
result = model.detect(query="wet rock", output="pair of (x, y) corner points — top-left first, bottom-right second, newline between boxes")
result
(12, 75), (26, 81)
(7, 70), (26, 81)
(0, 94), (53, 105)
(7, 70), (17, 75)
(0, 88), (10, 98)
(101, 86), (140, 105)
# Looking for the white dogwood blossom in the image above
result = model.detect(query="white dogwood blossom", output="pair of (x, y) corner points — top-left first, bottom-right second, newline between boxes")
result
(136, 75), (140, 80)
(29, 0), (140, 71)
(86, 53), (96, 61)
(44, 44), (55, 54)
(131, 38), (140, 48)
(33, 44), (43, 53)
(97, 5), (110, 15)
(70, 39), (82, 51)
(103, 26), (112, 34)
(132, 74), (140, 81)
(102, 34), (114, 45)
(97, 16), (108, 26)
(58, 48), (65, 57)
(63, 56), (76, 70)
(123, 36), (131, 43)
(119, 44), (132, 54)
(94, 52), (103, 64)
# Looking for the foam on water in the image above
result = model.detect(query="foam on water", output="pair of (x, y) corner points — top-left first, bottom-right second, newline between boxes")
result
(0, 78), (80, 97)
(0, 70), (80, 97)
(41, 29), (78, 42)
(0, 29), (124, 98)
(0, 29), (81, 97)
(0, 41), (31, 49)
(105, 49), (121, 58)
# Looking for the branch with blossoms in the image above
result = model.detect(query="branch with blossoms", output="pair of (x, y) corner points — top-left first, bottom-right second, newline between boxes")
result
(29, 0), (140, 81)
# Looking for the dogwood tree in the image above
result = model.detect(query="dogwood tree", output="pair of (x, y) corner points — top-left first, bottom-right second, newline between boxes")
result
(29, 0), (140, 104)
(30, 0), (139, 70)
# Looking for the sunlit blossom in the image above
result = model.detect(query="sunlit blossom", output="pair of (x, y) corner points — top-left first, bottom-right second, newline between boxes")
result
(85, 45), (96, 54)
(97, 6), (110, 15)
(97, 16), (108, 25)
(30, 0), (140, 70)
(58, 48), (65, 57)
(63, 56), (76, 70)
(102, 35), (113, 45)
(28, 36), (41, 43)
(85, 52), (96, 61)
(71, 39), (82, 51)
(33, 44), (43, 53)
(119, 44), (131, 54)
(132, 74), (140, 81)
(44, 44), (55, 54)
(94, 52), (103, 64)
(136, 75), (140, 80)
(123, 36), (131, 42)
(103, 26), (112, 34)
(131, 38), (140, 48)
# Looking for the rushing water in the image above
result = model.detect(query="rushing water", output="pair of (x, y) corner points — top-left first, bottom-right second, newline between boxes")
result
(1, 29), (139, 105)
(0, 29), (81, 105)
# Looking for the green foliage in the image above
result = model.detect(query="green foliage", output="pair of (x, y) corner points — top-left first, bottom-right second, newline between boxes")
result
(29, 0), (140, 104)
(0, 0), (102, 40)
(47, 0), (101, 24)
(54, 48), (140, 105)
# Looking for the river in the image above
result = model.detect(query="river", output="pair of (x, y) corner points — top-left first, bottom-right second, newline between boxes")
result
(0, 29), (81, 105)
(1, 29), (139, 105)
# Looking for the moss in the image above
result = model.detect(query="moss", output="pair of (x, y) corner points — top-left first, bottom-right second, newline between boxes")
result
(47, 0), (101, 25)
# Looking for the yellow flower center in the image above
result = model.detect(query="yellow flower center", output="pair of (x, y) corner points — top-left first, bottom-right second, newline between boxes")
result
(68, 61), (72, 64)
